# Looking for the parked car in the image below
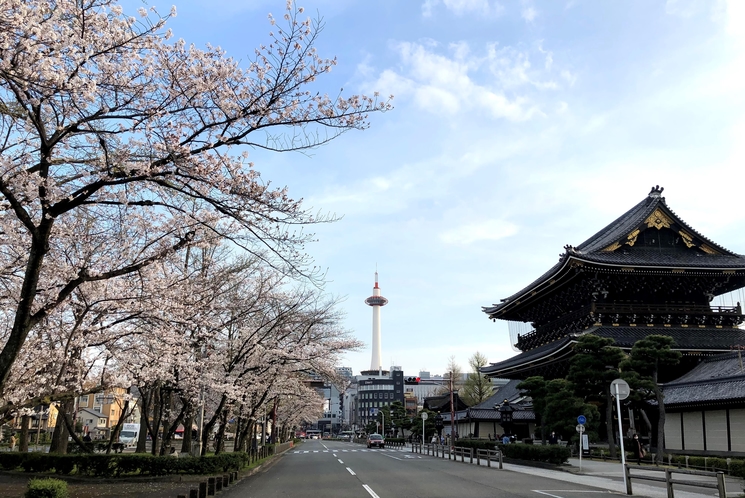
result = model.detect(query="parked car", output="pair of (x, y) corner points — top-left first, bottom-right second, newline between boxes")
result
(366, 433), (385, 448)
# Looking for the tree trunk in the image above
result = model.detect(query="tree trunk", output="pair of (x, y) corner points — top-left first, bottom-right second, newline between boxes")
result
(605, 391), (617, 459)
(49, 402), (70, 454)
(19, 415), (30, 453)
(181, 409), (194, 454)
(639, 407), (653, 446)
(214, 408), (228, 455)
(201, 394), (227, 456)
(654, 371), (666, 461)
(136, 392), (150, 453)
(105, 398), (130, 454)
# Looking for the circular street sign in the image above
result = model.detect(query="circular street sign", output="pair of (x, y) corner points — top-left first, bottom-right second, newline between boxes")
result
(577, 415), (586, 425)
(610, 378), (631, 400)
(576, 424), (585, 433)
(421, 412), (429, 420)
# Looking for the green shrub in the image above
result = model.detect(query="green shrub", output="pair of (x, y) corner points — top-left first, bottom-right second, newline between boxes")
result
(500, 443), (571, 465)
(0, 451), (24, 470)
(454, 439), (498, 451)
(25, 478), (68, 498)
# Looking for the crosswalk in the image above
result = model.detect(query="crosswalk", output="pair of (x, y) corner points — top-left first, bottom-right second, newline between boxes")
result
(292, 448), (404, 454)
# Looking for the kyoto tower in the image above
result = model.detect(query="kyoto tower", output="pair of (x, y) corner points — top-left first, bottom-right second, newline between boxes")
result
(364, 271), (388, 372)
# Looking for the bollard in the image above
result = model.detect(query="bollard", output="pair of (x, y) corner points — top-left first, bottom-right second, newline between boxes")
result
(716, 471), (726, 498)
(207, 477), (216, 496)
(624, 464), (632, 495)
(223, 474), (229, 487)
(190, 490), (198, 498)
(665, 468), (673, 498)
(199, 481), (207, 498)
(470, 448), (473, 464)
(498, 450), (503, 470)
(476, 449), (480, 466)
(216, 476), (222, 492)
(229, 472), (234, 484)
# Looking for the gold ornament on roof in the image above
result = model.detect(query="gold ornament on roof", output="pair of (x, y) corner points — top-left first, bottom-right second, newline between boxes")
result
(626, 229), (640, 247)
(678, 230), (695, 248)
(645, 209), (673, 230)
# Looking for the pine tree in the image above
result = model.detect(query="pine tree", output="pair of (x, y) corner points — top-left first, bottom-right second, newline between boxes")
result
(567, 335), (626, 458)
(621, 335), (681, 460)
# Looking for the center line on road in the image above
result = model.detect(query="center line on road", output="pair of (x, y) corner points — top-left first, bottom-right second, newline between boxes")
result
(333, 454), (338, 457)
(338, 459), (344, 464)
(363, 484), (381, 498)
(346, 467), (356, 476)
(381, 453), (402, 461)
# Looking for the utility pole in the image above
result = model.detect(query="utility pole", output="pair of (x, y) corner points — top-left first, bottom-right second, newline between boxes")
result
(449, 372), (455, 447)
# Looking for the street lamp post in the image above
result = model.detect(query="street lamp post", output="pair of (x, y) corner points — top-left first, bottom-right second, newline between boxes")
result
(497, 399), (514, 441)
(434, 413), (444, 443)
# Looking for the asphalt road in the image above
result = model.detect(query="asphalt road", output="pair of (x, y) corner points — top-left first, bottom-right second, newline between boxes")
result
(225, 440), (620, 498)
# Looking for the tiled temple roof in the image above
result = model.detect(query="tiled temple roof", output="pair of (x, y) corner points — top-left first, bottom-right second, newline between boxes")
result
(661, 353), (745, 407)
(480, 327), (745, 378)
(483, 187), (745, 318)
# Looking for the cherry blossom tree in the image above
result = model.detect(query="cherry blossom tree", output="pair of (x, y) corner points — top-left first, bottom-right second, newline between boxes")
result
(0, 0), (391, 396)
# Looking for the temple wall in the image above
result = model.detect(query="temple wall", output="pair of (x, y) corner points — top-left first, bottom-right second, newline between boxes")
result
(731, 409), (745, 452)
(682, 412), (704, 450)
(705, 410), (728, 451)
(665, 413), (682, 450)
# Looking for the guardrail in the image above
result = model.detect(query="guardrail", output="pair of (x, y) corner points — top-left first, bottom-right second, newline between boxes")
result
(411, 443), (503, 469)
(624, 464), (727, 498)
(476, 448), (503, 469)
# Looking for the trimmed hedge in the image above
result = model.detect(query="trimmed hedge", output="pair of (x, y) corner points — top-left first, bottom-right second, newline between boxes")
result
(499, 443), (571, 465)
(25, 478), (69, 498)
(0, 452), (250, 477)
(453, 439), (498, 451)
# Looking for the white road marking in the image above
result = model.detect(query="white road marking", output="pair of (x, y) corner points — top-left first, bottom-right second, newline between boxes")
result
(338, 459), (344, 464)
(533, 491), (603, 498)
(381, 453), (402, 461)
(346, 467), (356, 476)
(322, 444), (329, 450)
(533, 491), (565, 498)
(333, 454), (338, 457)
(363, 484), (381, 498)
(313, 450), (319, 453)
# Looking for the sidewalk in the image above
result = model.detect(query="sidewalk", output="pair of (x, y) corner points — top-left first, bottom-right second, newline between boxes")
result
(408, 445), (743, 498)
(508, 457), (742, 498)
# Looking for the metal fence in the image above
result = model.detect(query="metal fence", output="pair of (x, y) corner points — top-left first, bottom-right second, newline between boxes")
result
(411, 443), (503, 469)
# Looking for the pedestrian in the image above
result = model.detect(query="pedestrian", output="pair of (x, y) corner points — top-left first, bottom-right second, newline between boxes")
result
(548, 431), (558, 445)
(502, 434), (510, 445)
(10, 435), (16, 451)
(632, 434), (645, 465)
(431, 434), (438, 444)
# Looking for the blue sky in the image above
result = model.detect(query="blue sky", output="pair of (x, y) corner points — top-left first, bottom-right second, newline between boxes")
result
(150, 0), (745, 377)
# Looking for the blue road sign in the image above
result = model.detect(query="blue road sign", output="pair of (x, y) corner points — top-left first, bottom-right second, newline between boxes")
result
(577, 415), (586, 425)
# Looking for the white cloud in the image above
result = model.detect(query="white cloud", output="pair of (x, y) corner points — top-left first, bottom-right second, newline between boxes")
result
(364, 40), (565, 121)
(421, 0), (504, 18)
(522, 6), (538, 22)
(665, 0), (716, 18)
(422, 0), (438, 17)
(439, 220), (519, 245)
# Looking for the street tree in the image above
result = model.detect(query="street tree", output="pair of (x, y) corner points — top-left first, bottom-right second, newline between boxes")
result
(567, 335), (626, 458)
(620, 334), (681, 459)
(388, 401), (408, 438)
(543, 378), (600, 444)
(461, 351), (493, 406)
(0, 0), (390, 396)
(516, 376), (548, 442)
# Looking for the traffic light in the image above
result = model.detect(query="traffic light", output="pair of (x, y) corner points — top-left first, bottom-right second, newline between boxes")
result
(404, 377), (420, 384)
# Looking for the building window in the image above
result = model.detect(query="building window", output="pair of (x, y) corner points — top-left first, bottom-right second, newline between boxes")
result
(79, 395), (89, 406)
